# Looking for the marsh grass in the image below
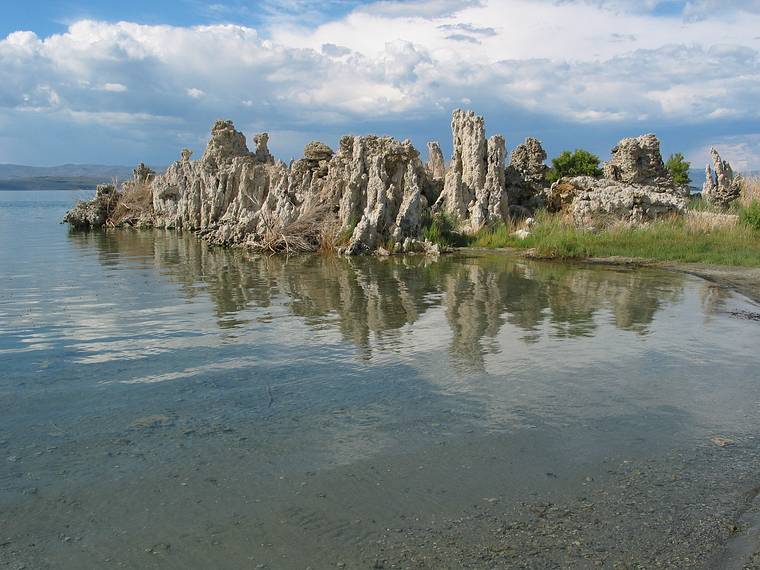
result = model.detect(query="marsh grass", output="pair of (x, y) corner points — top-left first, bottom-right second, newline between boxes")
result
(421, 211), (468, 247)
(469, 210), (760, 267)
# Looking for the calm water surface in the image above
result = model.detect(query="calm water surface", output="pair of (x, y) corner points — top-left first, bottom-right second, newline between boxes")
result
(1, 191), (759, 568)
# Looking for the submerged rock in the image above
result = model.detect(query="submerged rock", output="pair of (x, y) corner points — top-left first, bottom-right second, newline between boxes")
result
(703, 148), (742, 208)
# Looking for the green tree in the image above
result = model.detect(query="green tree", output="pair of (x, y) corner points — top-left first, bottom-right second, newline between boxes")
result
(665, 153), (691, 186)
(546, 149), (603, 183)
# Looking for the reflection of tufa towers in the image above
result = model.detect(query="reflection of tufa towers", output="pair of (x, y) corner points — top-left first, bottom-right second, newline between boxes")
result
(71, 230), (684, 365)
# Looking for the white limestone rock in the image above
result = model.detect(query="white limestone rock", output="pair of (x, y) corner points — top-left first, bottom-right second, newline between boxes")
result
(434, 109), (507, 230)
(506, 137), (549, 212)
(547, 176), (686, 225)
(602, 134), (673, 189)
(703, 148), (742, 208)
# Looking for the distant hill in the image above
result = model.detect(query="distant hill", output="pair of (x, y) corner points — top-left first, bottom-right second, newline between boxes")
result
(0, 176), (123, 191)
(0, 164), (161, 191)
(0, 163), (136, 180)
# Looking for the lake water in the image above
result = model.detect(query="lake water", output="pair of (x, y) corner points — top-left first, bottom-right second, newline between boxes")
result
(1, 190), (760, 568)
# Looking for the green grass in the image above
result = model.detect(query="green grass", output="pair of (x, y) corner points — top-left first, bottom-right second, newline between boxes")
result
(421, 212), (468, 247)
(468, 211), (760, 267)
(740, 200), (760, 231)
(687, 196), (742, 214)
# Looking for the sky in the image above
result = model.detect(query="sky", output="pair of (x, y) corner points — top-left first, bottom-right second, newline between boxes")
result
(1, 0), (760, 172)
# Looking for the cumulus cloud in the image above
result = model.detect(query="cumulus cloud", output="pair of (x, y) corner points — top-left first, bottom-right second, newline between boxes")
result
(99, 82), (128, 92)
(689, 134), (760, 174)
(0, 0), (759, 166)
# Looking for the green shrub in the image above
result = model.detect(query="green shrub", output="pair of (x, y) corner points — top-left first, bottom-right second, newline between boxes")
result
(665, 153), (691, 186)
(422, 212), (463, 246)
(740, 200), (760, 231)
(546, 149), (603, 183)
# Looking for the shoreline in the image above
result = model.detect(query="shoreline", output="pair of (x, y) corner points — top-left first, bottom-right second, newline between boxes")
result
(457, 246), (760, 304)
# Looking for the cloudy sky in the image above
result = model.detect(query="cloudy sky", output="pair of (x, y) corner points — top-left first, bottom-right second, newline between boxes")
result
(1, 0), (759, 172)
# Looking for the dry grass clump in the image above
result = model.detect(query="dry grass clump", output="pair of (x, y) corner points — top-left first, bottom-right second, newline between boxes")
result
(317, 216), (355, 254)
(684, 210), (738, 231)
(740, 176), (760, 207)
(107, 180), (154, 227)
(252, 207), (332, 254)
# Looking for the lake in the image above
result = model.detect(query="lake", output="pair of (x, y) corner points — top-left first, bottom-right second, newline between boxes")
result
(1, 190), (759, 568)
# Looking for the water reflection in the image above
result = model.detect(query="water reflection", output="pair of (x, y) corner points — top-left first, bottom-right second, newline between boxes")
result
(68, 229), (685, 368)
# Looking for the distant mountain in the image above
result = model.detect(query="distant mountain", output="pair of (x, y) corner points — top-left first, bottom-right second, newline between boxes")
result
(0, 164), (162, 191)
(0, 163), (135, 180)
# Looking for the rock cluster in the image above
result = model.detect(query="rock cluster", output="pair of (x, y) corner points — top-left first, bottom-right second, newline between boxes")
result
(64, 111), (704, 251)
(433, 109), (508, 230)
(506, 137), (549, 214)
(548, 133), (686, 224)
(702, 148), (742, 208)
(546, 177), (686, 225)
(149, 109), (515, 253)
(151, 120), (434, 254)
(63, 184), (118, 228)
(602, 134), (673, 188)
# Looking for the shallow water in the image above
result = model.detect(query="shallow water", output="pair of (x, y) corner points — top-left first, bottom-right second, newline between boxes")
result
(1, 191), (759, 568)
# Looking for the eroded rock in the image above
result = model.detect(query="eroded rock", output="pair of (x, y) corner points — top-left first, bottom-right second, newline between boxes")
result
(506, 137), (549, 213)
(426, 142), (446, 181)
(547, 177), (686, 225)
(434, 109), (507, 229)
(603, 134), (673, 188)
(64, 112), (695, 253)
(703, 148), (742, 208)
(63, 184), (117, 228)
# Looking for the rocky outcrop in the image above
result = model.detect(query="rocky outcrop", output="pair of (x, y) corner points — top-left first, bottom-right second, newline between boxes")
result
(63, 184), (118, 228)
(426, 142), (445, 181)
(506, 137), (549, 214)
(433, 109), (507, 230)
(132, 163), (156, 184)
(703, 148), (742, 208)
(65, 114), (697, 251)
(603, 134), (673, 189)
(547, 133), (687, 225)
(546, 177), (686, 225)
(150, 120), (435, 254)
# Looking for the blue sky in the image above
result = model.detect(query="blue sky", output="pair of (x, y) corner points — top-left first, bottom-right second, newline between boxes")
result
(1, 0), (760, 172)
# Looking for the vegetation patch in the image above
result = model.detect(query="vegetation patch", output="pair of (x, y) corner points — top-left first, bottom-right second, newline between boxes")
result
(740, 200), (760, 232)
(421, 212), (467, 247)
(546, 149), (603, 183)
(468, 209), (760, 267)
(665, 153), (691, 186)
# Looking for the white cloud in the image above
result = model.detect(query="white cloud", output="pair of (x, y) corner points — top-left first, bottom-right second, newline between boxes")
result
(0, 0), (760, 166)
(689, 134), (760, 174)
(100, 82), (128, 92)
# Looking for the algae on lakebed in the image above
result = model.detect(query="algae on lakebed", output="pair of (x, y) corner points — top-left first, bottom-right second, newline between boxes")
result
(3, 191), (760, 568)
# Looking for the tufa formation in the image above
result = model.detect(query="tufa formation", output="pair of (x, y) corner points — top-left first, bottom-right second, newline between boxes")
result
(65, 109), (742, 252)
